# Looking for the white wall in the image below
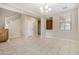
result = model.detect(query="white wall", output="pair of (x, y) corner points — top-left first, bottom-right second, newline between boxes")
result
(78, 8), (79, 39)
(4, 10), (38, 38)
(0, 8), (22, 38)
(0, 8), (5, 27)
(1, 8), (78, 40)
(0, 8), (38, 39)
(21, 15), (38, 37)
(41, 9), (78, 40)
(0, 8), (21, 27)
(7, 15), (22, 38)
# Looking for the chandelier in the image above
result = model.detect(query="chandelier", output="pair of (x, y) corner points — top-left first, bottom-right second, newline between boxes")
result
(40, 4), (52, 16)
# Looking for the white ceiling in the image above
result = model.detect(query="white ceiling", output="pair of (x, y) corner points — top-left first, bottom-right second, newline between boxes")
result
(0, 3), (79, 17)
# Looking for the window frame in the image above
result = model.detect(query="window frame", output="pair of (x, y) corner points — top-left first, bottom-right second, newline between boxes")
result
(59, 15), (72, 32)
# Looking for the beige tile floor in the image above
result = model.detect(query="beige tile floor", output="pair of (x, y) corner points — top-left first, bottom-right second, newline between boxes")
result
(0, 36), (79, 55)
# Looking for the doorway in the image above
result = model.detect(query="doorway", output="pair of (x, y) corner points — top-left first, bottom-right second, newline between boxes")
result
(38, 20), (41, 35)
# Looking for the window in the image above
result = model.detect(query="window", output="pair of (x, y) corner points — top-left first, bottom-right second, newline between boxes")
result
(60, 15), (71, 31)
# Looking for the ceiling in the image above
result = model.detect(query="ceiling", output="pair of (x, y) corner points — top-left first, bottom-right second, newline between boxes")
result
(0, 3), (79, 17)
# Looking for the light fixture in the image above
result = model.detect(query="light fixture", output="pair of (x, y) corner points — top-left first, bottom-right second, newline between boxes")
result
(45, 5), (48, 9)
(48, 8), (52, 11)
(40, 4), (52, 14)
(40, 7), (43, 10)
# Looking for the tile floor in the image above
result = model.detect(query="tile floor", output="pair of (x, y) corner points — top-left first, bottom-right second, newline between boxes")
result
(0, 36), (79, 55)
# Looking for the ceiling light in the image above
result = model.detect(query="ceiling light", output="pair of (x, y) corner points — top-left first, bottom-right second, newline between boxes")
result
(40, 7), (43, 10)
(48, 8), (52, 11)
(40, 4), (52, 14)
(45, 5), (48, 9)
